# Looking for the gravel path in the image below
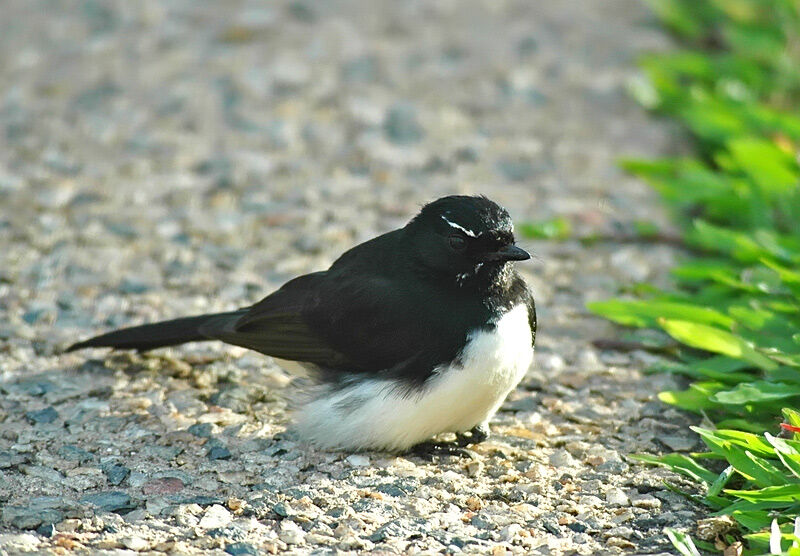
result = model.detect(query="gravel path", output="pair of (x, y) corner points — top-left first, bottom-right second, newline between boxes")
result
(1, 1), (701, 554)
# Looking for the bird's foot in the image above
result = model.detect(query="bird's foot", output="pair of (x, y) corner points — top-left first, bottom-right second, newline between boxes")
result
(410, 441), (474, 461)
(456, 424), (490, 447)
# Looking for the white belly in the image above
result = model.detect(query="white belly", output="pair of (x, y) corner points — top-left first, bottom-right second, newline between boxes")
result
(294, 304), (534, 451)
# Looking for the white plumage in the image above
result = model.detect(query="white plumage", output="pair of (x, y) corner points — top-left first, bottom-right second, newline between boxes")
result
(294, 304), (533, 451)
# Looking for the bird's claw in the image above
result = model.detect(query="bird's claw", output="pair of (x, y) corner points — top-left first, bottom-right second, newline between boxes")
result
(410, 441), (474, 460)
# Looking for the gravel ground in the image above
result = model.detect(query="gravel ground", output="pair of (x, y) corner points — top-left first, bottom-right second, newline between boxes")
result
(0, 1), (703, 554)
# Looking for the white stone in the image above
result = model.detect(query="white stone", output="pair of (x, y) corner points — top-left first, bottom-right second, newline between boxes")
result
(198, 504), (232, 529)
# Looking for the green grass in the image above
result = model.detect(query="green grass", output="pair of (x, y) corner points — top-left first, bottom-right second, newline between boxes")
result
(583, 1), (800, 553)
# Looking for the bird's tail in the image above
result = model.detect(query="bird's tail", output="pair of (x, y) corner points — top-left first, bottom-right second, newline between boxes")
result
(65, 311), (243, 353)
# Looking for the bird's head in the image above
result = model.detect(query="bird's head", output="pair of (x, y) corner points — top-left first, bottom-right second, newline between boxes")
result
(405, 195), (529, 286)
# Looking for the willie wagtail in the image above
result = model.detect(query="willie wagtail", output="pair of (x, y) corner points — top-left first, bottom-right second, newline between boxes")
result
(68, 195), (536, 453)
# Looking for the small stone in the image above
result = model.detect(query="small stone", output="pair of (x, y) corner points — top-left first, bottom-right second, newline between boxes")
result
(496, 159), (533, 182)
(505, 396), (538, 412)
(102, 464), (130, 486)
(0, 533), (40, 552)
(605, 488), (630, 507)
(345, 454), (369, 467)
(279, 520), (306, 545)
(198, 504), (232, 529)
(631, 494), (661, 510)
(188, 423), (214, 438)
(273, 502), (291, 517)
(226, 542), (259, 556)
(548, 449), (576, 468)
(576, 349), (602, 371)
(2, 506), (62, 530)
(465, 460), (483, 477)
(208, 446), (232, 460)
(0, 450), (27, 469)
(80, 491), (135, 513)
(607, 537), (636, 549)
(383, 103), (424, 145)
(368, 521), (405, 542)
(465, 496), (482, 511)
(567, 521), (588, 533)
(120, 536), (150, 551)
(659, 435), (697, 452)
(499, 523), (522, 542)
(25, 407), (59, 424)
(58, 445), (94, 463)
(471, 512), (496, 530)
(142, 477), (185, 495)
(227, 497), (245, 512)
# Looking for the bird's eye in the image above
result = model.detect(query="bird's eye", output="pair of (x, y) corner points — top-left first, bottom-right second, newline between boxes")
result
(448, 235), (467, 251)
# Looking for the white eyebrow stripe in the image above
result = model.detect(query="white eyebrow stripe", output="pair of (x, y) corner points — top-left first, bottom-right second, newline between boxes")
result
(441, 215), (477, 237)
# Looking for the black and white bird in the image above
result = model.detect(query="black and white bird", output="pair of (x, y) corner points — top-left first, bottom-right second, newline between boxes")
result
(68, 195), (536, 453)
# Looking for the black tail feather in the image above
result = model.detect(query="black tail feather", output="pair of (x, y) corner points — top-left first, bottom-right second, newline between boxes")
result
(65, 311), (242, 353)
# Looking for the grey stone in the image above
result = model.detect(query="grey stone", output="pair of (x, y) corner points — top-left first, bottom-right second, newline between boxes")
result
(58, 445), (94, 463)
(2, 507), (63, 530)
(25, 406), (59, 424)
(226, 542), (259, 556)
(471, 513), (496, 531)
(80, 491), (135, 513)
(383, 103), (424, 145)
(188, 423), (214, 438)
(102, 464), (131, 486)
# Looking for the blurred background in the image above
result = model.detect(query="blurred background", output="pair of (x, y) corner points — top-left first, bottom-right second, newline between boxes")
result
(0, 0), (673, 338)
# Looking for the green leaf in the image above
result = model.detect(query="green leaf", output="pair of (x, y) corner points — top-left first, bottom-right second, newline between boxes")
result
(665, 528), (702, 556)
(687, 219), (767, 260)
(711, 382), (800, 405)
(708, 465), (736, 497)
(765, 433), (800, 479)
(587, 299), (735, 329)
(724, 484), (800, 502)
(729, 509), (774, 531)
(728, 137), (799, 194)
(519, 217), (572, 240)
(784, 409), (800, 428)
(659, 382), (728, 411)
(632, 453), (718, 484)
(692, 427), (776, 458)
(659, 319), (778, 370)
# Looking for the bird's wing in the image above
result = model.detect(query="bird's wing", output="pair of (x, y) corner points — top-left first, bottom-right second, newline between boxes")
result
(199, 272), (354, 369)
(204, 268), (457, 383)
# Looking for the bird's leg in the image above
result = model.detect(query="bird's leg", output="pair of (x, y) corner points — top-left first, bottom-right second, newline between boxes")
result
(410, 440), (473, 460)
(456, 423), (490, 447)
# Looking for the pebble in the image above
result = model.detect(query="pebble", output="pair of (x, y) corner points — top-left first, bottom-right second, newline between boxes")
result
(79, 491), (135, 513)
(659, 434), (697, 451)
(188, 423), (214, 438)
(102, 464), (131, 486)
(120, 536), (150, 551)
(0, 533), (40, 552)
(225, 542), (260, 555)
(383, 103), (424, 145)
(142, 477), (185, 495)
(25, 407), (59, 424)
(2, 506), (63, 530)
(631, 494), (662, 510)
(548, 449), (576, 468)
(279, 520), (307, 545)
(345, 454), (370, 467)
(198, 505), (232, 529)
(59, 445), (94, 463)
(606, 488), (630, 507)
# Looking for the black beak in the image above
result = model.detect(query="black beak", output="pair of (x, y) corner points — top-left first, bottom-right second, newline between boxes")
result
(482, 244), (530, 262)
